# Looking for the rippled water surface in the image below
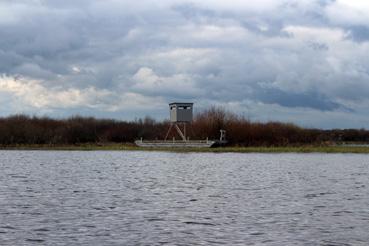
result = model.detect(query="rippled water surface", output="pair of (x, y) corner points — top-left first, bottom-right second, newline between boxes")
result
(1, 151), (369, 245)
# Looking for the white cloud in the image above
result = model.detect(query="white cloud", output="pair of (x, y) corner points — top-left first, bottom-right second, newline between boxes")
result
(71, 66), (81, 73)
(0, 75), (164, 112)
(110, 92), (166, 112)
(0, 75), (111, 108)
(326, 0), (369, 25)
(283, 26), (347, 43)
(190, 0), (284, 12)
(132, 67), (201, 96)
(178, 24), (250, 43)
(142, 48), (219, 74)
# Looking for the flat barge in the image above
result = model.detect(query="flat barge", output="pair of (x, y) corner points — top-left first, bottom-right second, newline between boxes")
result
(134, 139), (216, 148)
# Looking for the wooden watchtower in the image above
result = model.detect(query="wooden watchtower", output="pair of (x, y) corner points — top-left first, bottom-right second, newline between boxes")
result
(165, 102), (193, 141)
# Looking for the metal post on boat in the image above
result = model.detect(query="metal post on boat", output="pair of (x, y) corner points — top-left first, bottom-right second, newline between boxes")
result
(141, 137), (143, 143)
(220, 130), (226, 142)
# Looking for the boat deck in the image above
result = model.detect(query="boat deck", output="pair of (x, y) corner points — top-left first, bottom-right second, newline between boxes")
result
(135, 140), (216, 148)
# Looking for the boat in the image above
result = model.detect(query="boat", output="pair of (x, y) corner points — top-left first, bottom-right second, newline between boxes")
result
(134, 139), (216, 148)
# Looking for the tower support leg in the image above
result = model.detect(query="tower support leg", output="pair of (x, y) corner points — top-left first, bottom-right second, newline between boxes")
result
(164, 123), (173, 141)
(165, 122), (188, 142)
(174, 124), (187, 142)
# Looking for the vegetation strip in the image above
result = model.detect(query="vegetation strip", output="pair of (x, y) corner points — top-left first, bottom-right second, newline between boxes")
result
(2, 144), (369, 153)
(1, 107), (369, 148)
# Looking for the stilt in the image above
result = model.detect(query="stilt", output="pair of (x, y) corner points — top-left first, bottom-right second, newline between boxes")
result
(174, 123), (187, 141)
(165, 122), (188, 142)
(164, 123), (173, 141)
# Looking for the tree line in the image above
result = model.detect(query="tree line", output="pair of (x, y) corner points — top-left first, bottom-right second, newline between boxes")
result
(0, 107), (368, 146)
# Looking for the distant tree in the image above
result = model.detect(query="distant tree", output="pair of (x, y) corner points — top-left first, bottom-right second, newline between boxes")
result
(1, 108), (369, 146)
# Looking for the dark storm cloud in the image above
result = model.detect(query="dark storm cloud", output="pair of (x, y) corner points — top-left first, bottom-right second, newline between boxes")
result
(345, 25), (369, 42)
(1, 0), (369, 127)
(254, 86), (347, 111)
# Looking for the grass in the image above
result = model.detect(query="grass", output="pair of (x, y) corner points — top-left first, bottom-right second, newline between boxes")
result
(1, 143), (369, 153)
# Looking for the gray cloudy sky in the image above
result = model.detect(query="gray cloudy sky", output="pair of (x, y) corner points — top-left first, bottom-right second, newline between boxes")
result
(1, 0), (369, 128)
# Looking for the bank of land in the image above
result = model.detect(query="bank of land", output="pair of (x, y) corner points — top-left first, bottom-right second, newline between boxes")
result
(2, 144), (369, 153)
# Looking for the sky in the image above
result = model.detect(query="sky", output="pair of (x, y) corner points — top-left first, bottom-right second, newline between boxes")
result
(1, 0), (369, 129)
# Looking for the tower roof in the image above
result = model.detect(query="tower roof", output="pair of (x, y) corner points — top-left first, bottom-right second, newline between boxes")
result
(169, 102), (193, 106)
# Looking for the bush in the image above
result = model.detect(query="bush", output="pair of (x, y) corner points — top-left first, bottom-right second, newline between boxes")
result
(0, 108), (368, 146)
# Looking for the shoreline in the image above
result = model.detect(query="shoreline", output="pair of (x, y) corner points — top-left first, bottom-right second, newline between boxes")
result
(1, 144), (369, 153)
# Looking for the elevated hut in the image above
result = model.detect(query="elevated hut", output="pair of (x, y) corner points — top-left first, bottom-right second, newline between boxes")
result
(165, 102), (193, 141)
(169, 102), (193, 123)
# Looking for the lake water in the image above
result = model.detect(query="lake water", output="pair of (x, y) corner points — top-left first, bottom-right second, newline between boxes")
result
(0, 151), (368, 245)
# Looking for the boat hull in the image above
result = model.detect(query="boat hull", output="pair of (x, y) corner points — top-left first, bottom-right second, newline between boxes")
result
(134, 140), (216, 148)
